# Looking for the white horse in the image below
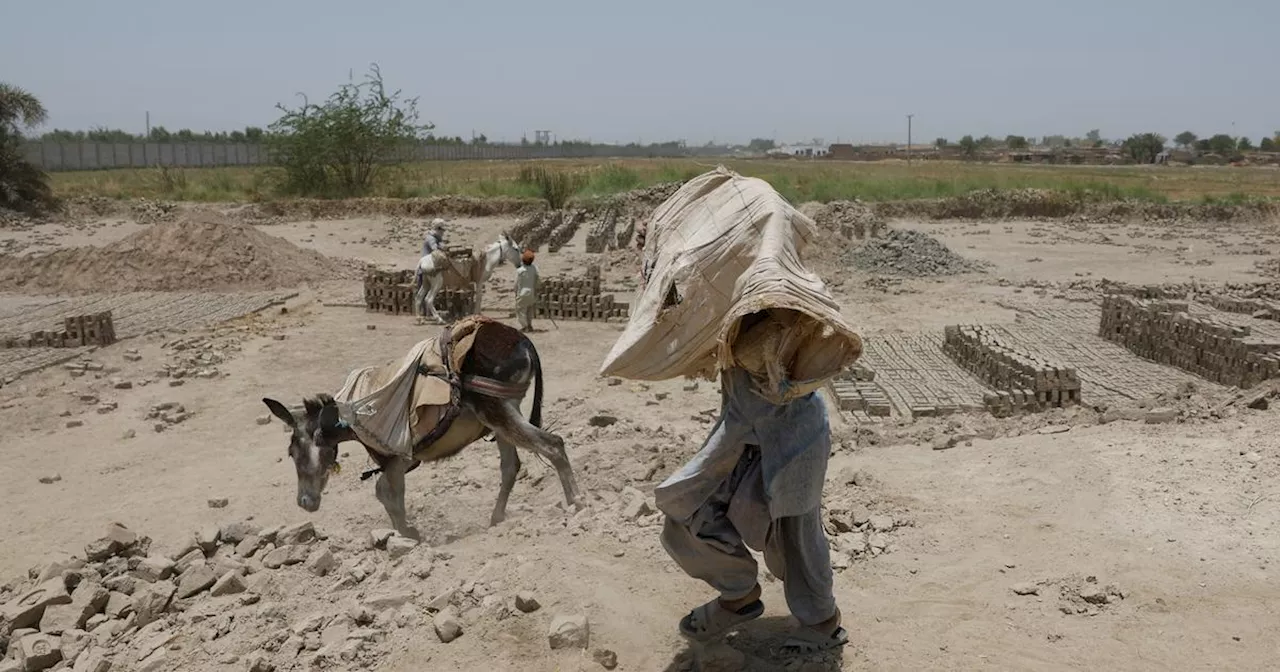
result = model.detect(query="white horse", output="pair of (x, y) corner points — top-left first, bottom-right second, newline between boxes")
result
(414, 232), (522, 323)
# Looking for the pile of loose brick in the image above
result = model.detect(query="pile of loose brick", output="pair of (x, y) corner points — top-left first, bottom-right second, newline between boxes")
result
(942, 324), (1082, 414)
(829, 365), (893, 420)
(535, 266), (629, 322)
(1099, 295), (1280, 388)
(0, 312), (117, 349)
(363, 269), (474, 317)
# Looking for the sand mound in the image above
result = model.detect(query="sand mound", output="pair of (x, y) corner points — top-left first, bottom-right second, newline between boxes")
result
(0, 212), (351, 294)
(848, 228), (990, 277)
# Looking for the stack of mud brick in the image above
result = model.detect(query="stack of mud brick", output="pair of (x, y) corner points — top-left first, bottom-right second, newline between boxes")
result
(943, 324), (1081, 415)
(1204, 295), (1280, 321)
(536, 265), (630, 322)
(363, 268), (475, 317)
(546, 210), (586, 253)
(1099, 295), (1280, 388)
(829, 365), (893, 419)
(0, 312), (116, 349)
(585, 208), (618, 253)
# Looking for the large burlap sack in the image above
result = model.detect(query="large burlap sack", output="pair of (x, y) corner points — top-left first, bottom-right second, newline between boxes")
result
(599, 166), (862, 387)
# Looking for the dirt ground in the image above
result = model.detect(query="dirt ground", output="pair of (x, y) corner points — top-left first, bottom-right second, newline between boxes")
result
(2, 207), (1280, 672)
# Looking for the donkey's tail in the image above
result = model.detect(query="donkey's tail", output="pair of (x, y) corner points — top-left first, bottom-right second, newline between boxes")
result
(529, 335), (544, 430)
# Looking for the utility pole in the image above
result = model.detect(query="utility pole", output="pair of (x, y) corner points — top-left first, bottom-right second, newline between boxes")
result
(145, 111), (150, 138)
(906, 114), (914, 165)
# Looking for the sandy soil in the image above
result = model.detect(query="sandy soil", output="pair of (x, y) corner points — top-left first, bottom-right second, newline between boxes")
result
(2, 210), (1280, 671)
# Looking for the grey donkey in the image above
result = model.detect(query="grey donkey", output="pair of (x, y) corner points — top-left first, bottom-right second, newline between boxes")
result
(261, 332), (581, 537)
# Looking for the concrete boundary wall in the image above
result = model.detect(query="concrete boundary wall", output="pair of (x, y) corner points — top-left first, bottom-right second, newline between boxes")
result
(22, 141), (721, 172)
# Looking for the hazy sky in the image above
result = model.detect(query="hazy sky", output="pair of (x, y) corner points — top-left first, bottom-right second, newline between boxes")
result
(6, 0), (1278, 145)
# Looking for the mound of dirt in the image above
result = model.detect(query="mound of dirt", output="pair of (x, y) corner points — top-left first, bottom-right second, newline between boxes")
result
(0, 212), (352, 294)
(240, 196), (542, 223)
(847, 228), (990, 276)
(872, 188), (1280, 224)
(812, 200), (887, 240)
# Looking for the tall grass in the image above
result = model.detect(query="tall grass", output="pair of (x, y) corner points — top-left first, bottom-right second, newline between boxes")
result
(48, 158), (1280, 205)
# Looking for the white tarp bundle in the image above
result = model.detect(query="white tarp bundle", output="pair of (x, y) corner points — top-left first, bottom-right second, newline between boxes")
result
(600, 166), (862, 387)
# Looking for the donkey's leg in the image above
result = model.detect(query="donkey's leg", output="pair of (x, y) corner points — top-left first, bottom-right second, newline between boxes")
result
(425, 275), (446, 324)
(490, 438), (521, 526)
(374, 457), (419, 539)
(473, 398), (581, 509)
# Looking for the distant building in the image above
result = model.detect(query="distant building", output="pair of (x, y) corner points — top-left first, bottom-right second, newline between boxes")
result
(779, 143), (829, 158)
(828, 143), (858, 160)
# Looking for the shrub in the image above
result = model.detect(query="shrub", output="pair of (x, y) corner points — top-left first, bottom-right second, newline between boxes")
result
(266, 64), (430, 197)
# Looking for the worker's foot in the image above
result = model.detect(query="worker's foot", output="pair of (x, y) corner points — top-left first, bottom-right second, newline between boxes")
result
(779, 608), (848, 655)
(678, 586), (764, 641)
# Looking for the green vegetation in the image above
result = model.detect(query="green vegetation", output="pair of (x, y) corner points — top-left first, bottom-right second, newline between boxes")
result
(48, 157), (1280, 206)
(1121, 133), (1166, 163)
(266, 64), (430, 197)
(0, 82), (55, 213)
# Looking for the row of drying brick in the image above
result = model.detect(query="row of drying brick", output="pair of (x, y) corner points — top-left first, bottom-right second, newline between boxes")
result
(942, 324), (1082, 414)
(1204, 295), (1280, 321)
(584, 208), (638, 253)
(1100, 295), (1280, 389)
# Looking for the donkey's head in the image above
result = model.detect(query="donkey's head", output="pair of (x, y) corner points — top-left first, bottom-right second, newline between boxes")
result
(498, 231), (522, 266)
(261, 394), (348, 512)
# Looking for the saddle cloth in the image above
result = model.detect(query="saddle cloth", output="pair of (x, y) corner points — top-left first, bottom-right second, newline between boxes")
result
(332, 315), (507, 460)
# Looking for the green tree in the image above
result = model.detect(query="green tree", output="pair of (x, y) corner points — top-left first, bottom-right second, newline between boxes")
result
(267, 64), (431, 196)
(1120, 132), (1166, 163)
(1262, 137), (1277, 152)
(747, 138), (776, 152)
(1174, 131), (1197, 148)
(1005, 135), (1029, 149)
(0, 82), (55, 213)
(1085, 129), (1102, 144)
(977, 135), (997, 148)
(958, 135), (977, 156)
(1203, 134), (1237, 153)
(934, 137), (948, 148)
(1238, 136), (1254, 151)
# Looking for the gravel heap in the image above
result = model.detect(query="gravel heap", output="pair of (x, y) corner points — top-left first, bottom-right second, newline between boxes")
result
(847, 228), (989, 276)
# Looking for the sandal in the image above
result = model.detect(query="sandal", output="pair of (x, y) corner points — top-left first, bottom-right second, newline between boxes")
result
(779, 625), (849, 655)
(678, 598), (765, 640)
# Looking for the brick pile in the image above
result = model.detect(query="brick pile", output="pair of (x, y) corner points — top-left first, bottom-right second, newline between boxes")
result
(546, 210), (586, 253)
(363, 269), (474, 317)
(1099, 295), (1280, 388)
(943, 324), (1082, 414)
(1, 312), (116, 349)
(509, 211), (555, 251)
(584, 209), (618, 253)
(829, 365), (893, 419)
(535, 265), (629, 322)
(1204, 295), (1280, 321)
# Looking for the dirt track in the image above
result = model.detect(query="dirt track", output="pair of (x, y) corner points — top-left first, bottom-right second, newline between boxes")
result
(2, 205), (1280, 671)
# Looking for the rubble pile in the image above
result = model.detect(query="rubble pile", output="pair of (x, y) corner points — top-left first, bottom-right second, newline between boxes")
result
(847, 228), (990, 277)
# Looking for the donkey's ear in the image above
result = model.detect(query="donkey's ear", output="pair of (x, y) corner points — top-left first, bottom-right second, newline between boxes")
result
(262, 398), (296, 428)
(317, 403), (343, 436)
